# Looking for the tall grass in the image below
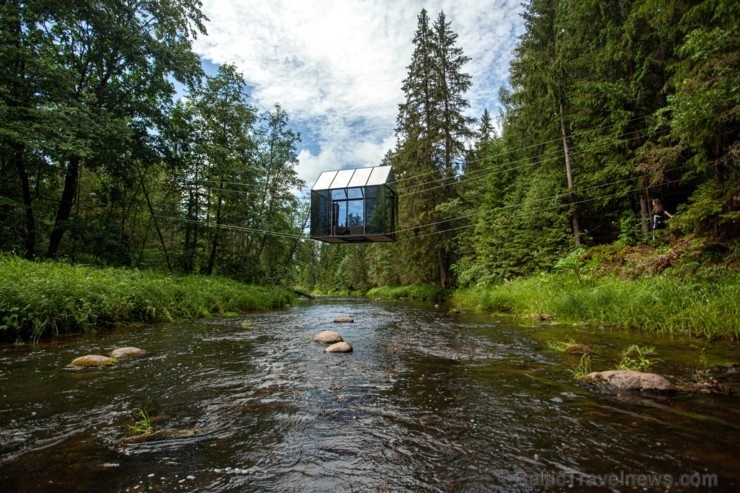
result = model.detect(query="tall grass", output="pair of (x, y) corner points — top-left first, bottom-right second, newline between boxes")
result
(452, 273), (739, 340)
(366, 284), (449, 302)
(0, 255), (295, 342)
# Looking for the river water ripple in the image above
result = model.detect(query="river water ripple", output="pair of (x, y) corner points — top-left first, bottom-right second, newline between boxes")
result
(0, 298), (738, 492)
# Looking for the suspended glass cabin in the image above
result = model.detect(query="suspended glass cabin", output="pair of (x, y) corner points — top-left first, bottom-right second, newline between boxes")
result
(310, 165), (397, 243)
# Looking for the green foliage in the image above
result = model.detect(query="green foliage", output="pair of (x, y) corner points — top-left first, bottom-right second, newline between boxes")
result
(554, 247), (589, 285)
(567, 354), (592, 380)
(617, 344), (659, 372)
(0, 255), (295, 342)
(546, 337), (575, 352)
(366, 284), (449, 302)
(393, 9), (473, 286)
(129, 408), (153, 435)
(1, 0), (737, 301)
(452, 269), (739, 339)
(618, 212), (641, 246)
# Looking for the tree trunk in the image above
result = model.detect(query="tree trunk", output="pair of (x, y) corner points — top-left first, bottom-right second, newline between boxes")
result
(12, 143), (36, 259)
(137, 166), (172, 272)
(206, 178), (224, 275)
(47, 156), (81, 258)
(286, 210), (310, 266)
(437, 246), (448, 287)
(638, 177), (651, 237)
(559, 102), (581, 245)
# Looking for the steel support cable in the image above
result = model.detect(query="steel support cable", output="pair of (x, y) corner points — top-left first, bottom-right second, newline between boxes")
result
(391, 163), (691, 238)
(154, 215), (308, 241)
(177, 117), (651, 199)
(189, 126), (650, 200)
(396, 184), (656, 241)
(396, 127), (649, 196)
(155, 163), (686, 245)
(392, 114), (651, 186)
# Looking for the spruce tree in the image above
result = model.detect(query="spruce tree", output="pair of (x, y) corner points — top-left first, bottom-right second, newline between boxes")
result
(395, 9), (472, 286)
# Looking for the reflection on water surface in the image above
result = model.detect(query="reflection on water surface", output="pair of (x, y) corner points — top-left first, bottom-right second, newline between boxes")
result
(0, 298), (737, 492)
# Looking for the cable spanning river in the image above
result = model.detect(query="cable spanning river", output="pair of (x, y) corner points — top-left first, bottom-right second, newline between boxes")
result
(1, 298), (738, 491)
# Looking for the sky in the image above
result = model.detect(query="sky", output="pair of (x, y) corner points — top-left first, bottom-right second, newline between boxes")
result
(191, 0), (526, 191)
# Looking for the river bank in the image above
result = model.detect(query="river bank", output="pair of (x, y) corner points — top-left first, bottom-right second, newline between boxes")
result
(367, 242), (739, 340)
(449, 273), (738, 340)
(0, 255), (295, 342)
(365, 274), (738, 340)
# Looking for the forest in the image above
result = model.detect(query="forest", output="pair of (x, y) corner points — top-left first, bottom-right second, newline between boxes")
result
(1, 1), (737, 301)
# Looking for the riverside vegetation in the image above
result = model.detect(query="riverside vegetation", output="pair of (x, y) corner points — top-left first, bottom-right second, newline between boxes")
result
(371, 240), (739, 341)
(0, 255), (295, 343)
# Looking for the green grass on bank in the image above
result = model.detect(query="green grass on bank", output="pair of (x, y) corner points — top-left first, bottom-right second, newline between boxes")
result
(366, 284), (450, 302)
(0, 255), (295, 342)
(451, 273), (739, 340)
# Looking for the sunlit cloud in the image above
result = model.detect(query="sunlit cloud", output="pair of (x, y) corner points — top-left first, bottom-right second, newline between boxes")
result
(193, 0), (525, 189)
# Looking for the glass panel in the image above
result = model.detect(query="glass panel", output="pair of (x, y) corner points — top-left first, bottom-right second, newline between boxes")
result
(310, 190), (331, 236)
(367, 166), (392, 186)
(348, 167), (372, 187)
(330, 169), (354, 189)
(348, 199), (364, 231)
(387, 187), (397, 237)
(365, 188), (380, 234)
(334, 200), (348, 234)
(347, 188), (363, 199)
(312, 171), (337, 190)
(331, 189), (347, 200)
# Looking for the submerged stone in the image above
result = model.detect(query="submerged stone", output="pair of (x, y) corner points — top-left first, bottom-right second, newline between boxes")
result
(333, 317), (354, 323)
(67, 354), (117, 368)
(313, 331), (344, 344)
(564, 343), (592, 355)
(109, 347), (147, 359)
(586, 370), (674, 392)
(325, 341), (353, 353)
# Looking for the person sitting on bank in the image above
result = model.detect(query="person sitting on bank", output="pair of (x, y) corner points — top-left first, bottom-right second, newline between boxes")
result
(651, 198), (673, 230)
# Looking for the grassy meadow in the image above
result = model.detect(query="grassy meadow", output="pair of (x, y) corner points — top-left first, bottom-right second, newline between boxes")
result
(0, 255), (295, 342)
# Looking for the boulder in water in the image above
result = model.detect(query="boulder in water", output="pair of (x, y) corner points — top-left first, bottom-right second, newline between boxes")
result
(325, 341), (353, 353)
(67, 354), (117, 368)
(109, 347), (147, 359)
(333, 317), (354, 323)
(313, 331), (344, 344)
(586, 370), (674, 392)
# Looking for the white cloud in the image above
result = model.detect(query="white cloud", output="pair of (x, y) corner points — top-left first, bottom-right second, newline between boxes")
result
(193, 0), (525, 189)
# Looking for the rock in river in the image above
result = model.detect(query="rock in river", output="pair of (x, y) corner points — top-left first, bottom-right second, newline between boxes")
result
(109, 347), (147, 359)
(586, 370), (674, 392)
(333, 317), (354, 323)
(313, 331), (344, 344)
(67, 355), (117, 368)
(325, 341), (353, 353)
(564, 343), (592, 355)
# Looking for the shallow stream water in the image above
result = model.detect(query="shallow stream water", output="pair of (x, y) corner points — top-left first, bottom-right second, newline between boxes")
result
(1, 298), (738, 492)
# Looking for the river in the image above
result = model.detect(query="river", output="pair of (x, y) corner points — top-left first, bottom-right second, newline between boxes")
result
(1, 298), (738, 492)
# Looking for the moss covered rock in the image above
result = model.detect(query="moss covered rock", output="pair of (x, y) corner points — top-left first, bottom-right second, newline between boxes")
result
(586, 370), (674, 392)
